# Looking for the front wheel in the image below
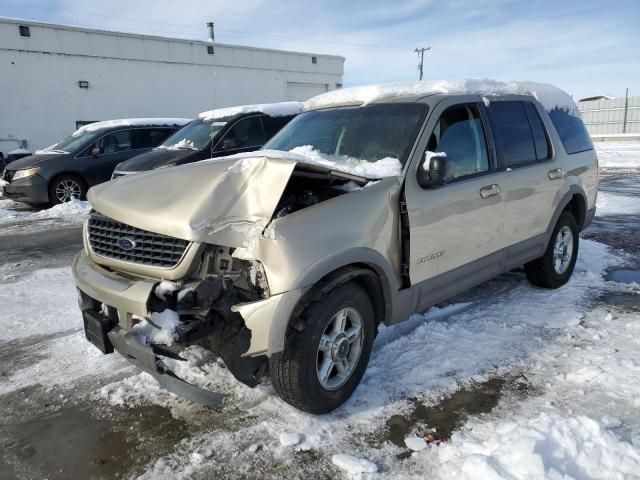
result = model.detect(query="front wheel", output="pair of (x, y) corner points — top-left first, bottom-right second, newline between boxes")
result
(49, 174), (86, 205)
(525, 211), (579, 288)
(269, 282), (375, 414)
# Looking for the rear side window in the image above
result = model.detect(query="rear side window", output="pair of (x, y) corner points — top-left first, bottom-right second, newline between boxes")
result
(548, 108), (593, 154)
(97, 130), (132, 154)
(132, 128), (172, 149)
(523, 102), (550, 160)
(488, 101), (537, 167)
(262, 115), (294, 138)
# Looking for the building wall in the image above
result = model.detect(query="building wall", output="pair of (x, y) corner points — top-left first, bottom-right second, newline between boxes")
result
(0, 19), (344, 152)
(578, 96), (640, 135)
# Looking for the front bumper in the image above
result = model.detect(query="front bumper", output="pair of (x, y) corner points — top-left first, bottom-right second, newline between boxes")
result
(2, 173), (50, 204)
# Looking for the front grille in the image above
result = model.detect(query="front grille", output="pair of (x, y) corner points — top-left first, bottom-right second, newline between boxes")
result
(87, 215), (189, 268)
(3, 170), (14, 182)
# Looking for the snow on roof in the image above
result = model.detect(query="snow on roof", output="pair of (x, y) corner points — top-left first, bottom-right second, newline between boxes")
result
(305, 79), (579, 115)
(73, 118), (192, 136)
(198, 102), (304, 121)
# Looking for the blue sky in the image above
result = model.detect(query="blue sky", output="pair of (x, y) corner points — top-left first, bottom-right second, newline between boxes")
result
(1, 0), (638, 99)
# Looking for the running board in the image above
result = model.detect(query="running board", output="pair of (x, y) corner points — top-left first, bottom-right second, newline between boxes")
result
(108, 328), (224, 407)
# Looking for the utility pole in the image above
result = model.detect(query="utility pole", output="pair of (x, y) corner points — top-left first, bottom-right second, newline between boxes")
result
(415, 46), (431, 81)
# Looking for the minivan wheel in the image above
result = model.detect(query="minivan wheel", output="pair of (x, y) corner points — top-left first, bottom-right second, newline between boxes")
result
(525, 211), (579, 289)
(49, 175), (86, 205)
(269, 282), (375, 414)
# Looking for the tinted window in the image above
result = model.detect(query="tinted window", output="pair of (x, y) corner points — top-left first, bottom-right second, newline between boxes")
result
(523, 102), (550, 160)
(426, 104), (489, 180)
(262, 115), (294, 138)
(548, 108), (593, 154)
(218, 116), (266, 151)
(488, 101), (537, 166)
(96, 131), (132, 154)
(265, 104), (427, 167)
(131, 129), (172, 149)
(162, 119), (226, 150)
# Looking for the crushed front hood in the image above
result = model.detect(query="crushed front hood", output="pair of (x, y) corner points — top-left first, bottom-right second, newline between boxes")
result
(88, 156), (297, 245)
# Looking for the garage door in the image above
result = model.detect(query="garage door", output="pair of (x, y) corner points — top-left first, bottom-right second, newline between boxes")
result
(286, 82), (328, 101)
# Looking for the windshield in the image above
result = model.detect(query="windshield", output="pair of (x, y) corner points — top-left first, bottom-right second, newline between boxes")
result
(160, 119), (227, 150)
(264, 103), (427, 166)
(43, 131), (99, 153)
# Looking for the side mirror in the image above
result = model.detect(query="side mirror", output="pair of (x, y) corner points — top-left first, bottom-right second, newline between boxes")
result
(417, 151), (447, 189)
(222, 138), (237, 151)
(90, 145), (101, 157)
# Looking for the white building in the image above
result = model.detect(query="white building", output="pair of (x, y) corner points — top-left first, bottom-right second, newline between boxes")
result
(0, 18), (344, 152)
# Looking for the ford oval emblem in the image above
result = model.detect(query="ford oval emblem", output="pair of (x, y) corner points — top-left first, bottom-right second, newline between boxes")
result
(118, 237), (136, 251)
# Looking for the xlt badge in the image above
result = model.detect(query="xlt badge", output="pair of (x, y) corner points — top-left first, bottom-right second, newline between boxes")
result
(417, 250), (445, 264)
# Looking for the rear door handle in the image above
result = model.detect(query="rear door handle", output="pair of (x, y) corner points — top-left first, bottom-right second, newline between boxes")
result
(479, 184), (501, 199)
(548, 168), (566, 180)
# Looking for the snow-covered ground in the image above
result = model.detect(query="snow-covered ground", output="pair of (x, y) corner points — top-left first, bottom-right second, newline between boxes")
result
(0, 143), (638, 479)
(596, 141), (640, 169)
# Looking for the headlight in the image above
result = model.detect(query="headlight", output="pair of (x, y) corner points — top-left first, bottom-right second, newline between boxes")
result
(12, 167), (40, 181)
(155, 163), (177, 169)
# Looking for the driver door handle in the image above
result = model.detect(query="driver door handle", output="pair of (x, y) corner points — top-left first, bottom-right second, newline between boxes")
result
(480, 184), (501, 199)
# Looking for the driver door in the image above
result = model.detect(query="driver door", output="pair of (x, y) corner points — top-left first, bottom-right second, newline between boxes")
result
(404, 97), (507, 289)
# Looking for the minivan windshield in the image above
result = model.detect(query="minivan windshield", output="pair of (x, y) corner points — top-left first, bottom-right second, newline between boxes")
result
(43, 131), (100, 154)
(264, 103), (427, 166)
(159, 119), (227, 150)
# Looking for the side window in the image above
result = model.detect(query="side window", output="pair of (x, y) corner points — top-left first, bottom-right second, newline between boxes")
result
(487, 101), (537, 167)
(548, 107), (593, 155)
(96, 130), (132, 154)
(426, 104), (489, 181)
(218, 116), (267, 151)
(131, 129), (172, 149)
(523, 102), (550, 160)
(262, 115), (293, 139)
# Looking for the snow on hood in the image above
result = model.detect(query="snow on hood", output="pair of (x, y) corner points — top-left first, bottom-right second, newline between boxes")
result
(305, 79), (580, 116)
(229, 146), (402, 179)
(88, 156), (296, 246)
(72, 118), (192, 136)
(198, 102), (304, 121)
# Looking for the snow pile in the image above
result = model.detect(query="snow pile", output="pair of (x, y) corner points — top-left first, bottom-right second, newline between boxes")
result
(424, 412), (640, 479)
(404, 436), (428, 452)
(228, 147), (402, 179)
(596, 141), (640, 168)
(199, 101), (304, 121)
(73, 118), (191, 136)
(131, 310), (181, 346)
(331, 454), (378, 475)
(278, 432), (303, 447)
(0, 198), (91, 223)
(596, 191), (640, 216)
(166, 138), (196, 150)
(305, 79), (579, 116)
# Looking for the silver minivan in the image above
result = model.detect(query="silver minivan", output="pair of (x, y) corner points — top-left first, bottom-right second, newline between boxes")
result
(72, 80), (597, 413)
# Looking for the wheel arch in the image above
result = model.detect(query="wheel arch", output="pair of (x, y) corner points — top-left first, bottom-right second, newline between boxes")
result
(48, 171), (89, 200)
(546, 185), (588, 237)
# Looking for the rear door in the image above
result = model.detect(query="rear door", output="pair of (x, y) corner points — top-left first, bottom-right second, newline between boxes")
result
(486, 99), (557, 246)
(404, 96), (506, 285)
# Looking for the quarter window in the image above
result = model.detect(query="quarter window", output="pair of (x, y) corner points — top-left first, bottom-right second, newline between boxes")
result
(548, 107), (593, 155)
(488, 101), (537, 167)
(426, 104), (489, 181)
(131, 129), (172, 149)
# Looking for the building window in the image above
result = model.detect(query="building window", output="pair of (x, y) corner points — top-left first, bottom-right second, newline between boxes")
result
(207, 45), (214, 55)
(19, 25), (30, 37)
(311, 56), (317, 64)
(336, 83), (343, 89)
(78, 80), (90, 89)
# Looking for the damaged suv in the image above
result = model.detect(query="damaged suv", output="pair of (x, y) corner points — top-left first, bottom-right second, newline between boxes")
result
(73, 80), (597, 413)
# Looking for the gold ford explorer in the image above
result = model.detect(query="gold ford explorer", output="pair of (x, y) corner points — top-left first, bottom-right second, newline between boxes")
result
(72, 80), (598, 413)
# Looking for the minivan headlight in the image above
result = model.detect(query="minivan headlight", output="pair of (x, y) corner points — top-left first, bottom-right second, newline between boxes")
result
(12, 167), (40, 181)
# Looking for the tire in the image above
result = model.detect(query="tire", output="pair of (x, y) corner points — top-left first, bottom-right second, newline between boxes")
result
(269, 282), (375, 414)
(525, 211), (579, 289)
(49, 174), (87, 205)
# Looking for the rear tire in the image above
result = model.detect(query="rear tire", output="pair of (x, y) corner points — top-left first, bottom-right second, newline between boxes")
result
(49, 174), (86, 205)
(269, 282), (375, 414)
(525, 211), (579, 289)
